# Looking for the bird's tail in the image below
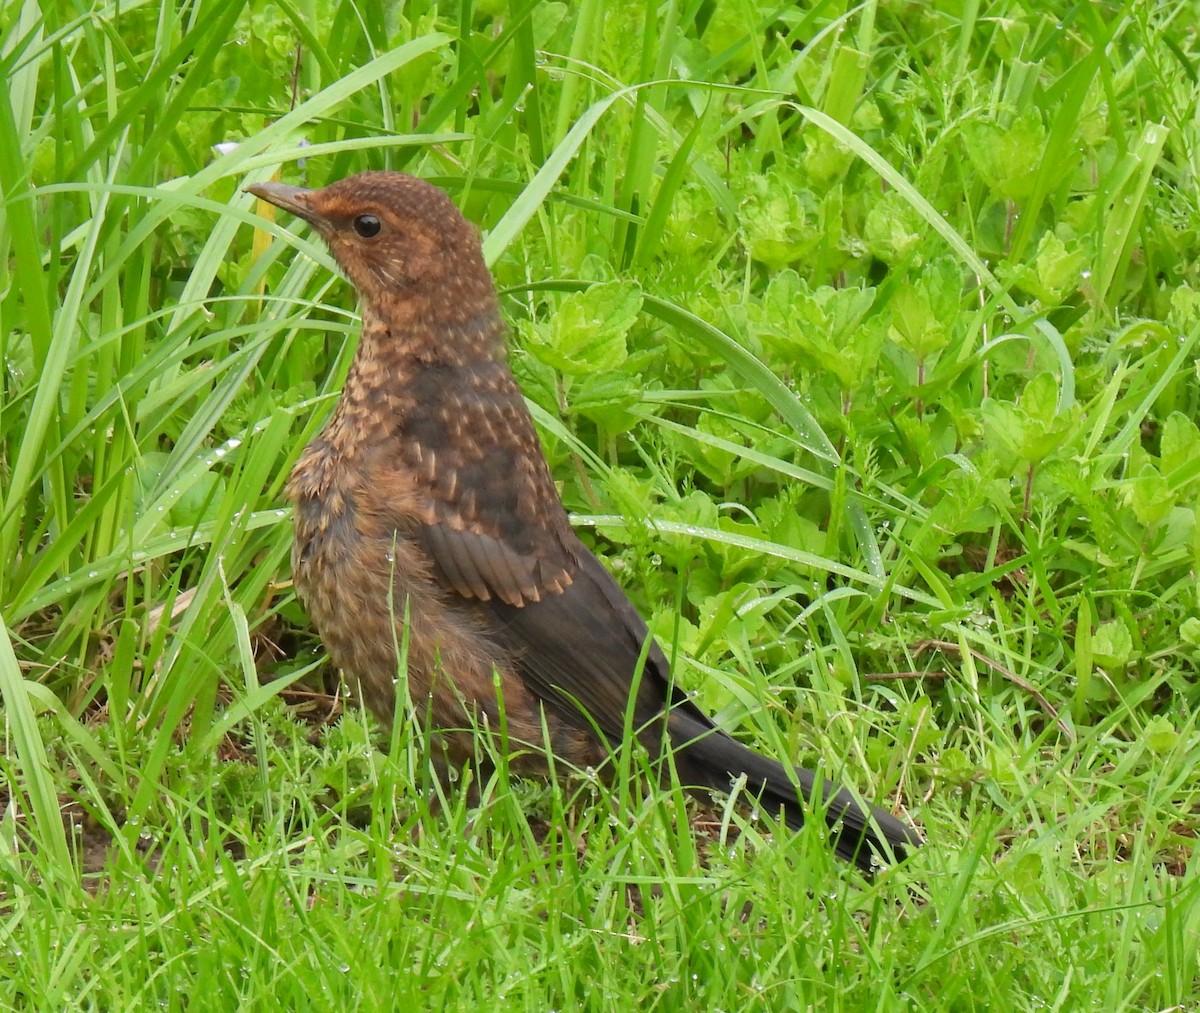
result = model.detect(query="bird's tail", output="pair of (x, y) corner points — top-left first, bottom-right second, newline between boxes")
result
(667, 710), (921, 873)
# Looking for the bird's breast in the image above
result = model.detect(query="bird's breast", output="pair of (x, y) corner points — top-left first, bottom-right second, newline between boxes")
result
(287, 433), (435, 598)
(288, 444), (360, 605)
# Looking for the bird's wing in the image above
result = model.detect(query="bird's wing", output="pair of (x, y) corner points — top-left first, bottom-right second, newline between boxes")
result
(358, 361), (709, 742)
(359, 359), (580, 608)
(482, 539), (705, 746)
(403, 424), (580, 609)
(418, 522), (573, 605)
(413, 510), (692, 744)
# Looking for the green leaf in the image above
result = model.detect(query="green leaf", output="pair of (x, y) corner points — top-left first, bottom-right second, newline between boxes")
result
(963, 112), (1047, 202)
(172, 470), (228, 529)
(938, 746), (972, 784)
(1143, 716), (1178, 756)
(1160, 412), (1200, 476)
(531, 281), (643, 374)
(979, 373), (1077, 467)
(568, 372), (642, 432)
(1092, 620), (1133, 670)
(1167, 284), (1200, 332)
(863, 189), (924, 265)
(1021, 373), (1058, 429)
(753, 272), (882, 390)
(739, 169), (823, 269)
(1012, 230), (1087, 303)
(888, 258), (961, 361)
(1129, 464), (1174, 529)
(1034, 231), (1087, 302)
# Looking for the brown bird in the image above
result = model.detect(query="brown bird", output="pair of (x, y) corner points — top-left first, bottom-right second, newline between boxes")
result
(246, 171), (921, 872)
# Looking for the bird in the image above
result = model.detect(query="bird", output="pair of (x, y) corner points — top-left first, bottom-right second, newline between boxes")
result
(245, 171), (922, 872)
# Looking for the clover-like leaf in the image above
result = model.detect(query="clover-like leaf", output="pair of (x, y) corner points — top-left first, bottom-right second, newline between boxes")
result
(863, 189), (924, 265)
(1144, 716), (1179, 755)
(980, 373), (1077, 468)
(1160, 412), (1200, 476)
(1014, 230), (1087, 303)
(888, 259), (961, 362)
(1092, 619), (1133, 670)
(754, 271), (881, 389)
(963, 112), (1048, 202)
(1129, 463), (1174, 529)
(530, 281), (643, 375)
(739, 170), (824, 269)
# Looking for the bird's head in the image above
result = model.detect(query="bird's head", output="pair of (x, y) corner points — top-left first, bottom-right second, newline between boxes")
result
(246, 171), (494, 315)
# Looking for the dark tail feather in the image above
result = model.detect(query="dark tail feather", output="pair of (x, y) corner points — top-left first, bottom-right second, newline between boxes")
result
(669, 713), (922, 873)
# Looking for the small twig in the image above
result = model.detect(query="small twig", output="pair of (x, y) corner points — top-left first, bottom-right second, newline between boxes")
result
(900, 698), (927, 819)
(290, 43), (303, 112)
(862, 670), (949, 682)
(913, 638), (1075, 741)
(145, 586), (197, 635)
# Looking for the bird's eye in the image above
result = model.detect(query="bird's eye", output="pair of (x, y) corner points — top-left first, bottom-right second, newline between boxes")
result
(353, 214), (381, 238)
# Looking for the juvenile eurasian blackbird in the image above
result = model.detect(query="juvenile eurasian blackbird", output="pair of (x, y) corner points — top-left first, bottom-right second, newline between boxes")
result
(246, 171), (921, 871)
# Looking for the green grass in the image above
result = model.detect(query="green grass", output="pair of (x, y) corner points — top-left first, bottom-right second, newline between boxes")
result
(3, 0), (1200, 1007)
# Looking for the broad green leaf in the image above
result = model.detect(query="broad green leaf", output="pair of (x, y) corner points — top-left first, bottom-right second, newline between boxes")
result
(1092, 620), (1133, 670)
(963, 112), (1047, 202)
(1129, 464), (1173, 529)
(1160, 412), (1200, 476)
(531, 281), (643, 374)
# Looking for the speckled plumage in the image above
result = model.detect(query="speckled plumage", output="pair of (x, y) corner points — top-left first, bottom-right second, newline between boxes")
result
(246, 171), (921, 871)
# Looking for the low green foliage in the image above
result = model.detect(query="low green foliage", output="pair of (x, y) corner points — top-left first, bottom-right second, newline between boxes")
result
(2, 0), (1198, 1008)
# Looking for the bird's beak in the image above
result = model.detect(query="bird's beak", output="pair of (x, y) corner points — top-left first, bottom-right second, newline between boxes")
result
(245, 182), (322, 225)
